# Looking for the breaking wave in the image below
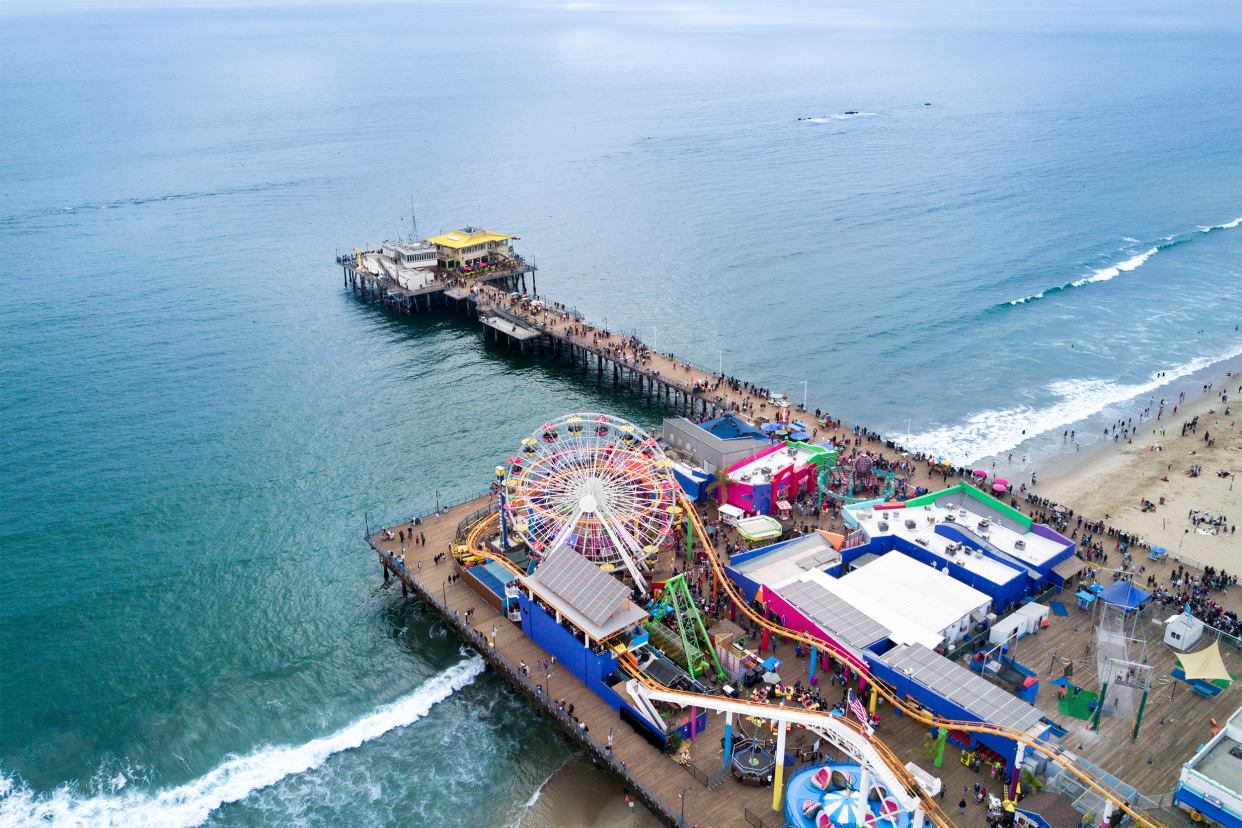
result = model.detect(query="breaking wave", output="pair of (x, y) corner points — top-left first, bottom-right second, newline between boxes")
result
(1005, 217), (1240, 305)
(895, 342), (1242, 464)
(0, 657), (485, 828)
(801, 112), (875, 123)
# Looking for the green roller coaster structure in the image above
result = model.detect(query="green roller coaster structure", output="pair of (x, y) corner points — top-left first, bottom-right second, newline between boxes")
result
(646, 574), (725, 681)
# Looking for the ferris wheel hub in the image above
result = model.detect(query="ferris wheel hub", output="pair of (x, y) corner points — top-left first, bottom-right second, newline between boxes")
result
(579, 493), (599, 513)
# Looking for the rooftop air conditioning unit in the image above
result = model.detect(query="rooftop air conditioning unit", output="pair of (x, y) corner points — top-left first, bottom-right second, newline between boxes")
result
(944, 513), (956, 522)
(905, 519), (917, 530)
(877, 521), (889, 531)
(915, 537), (930, 547)
(924, 505), (933, 511)
(975, 549), (984, 559)
(1014, 539), (1026, 551)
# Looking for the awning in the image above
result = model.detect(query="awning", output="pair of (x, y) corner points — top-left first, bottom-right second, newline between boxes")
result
(1074, 591), (1096, 604)
(1053, 558), (1084, 579)
(776, 500), (792, 511)
(1177, 642), (1232, 682)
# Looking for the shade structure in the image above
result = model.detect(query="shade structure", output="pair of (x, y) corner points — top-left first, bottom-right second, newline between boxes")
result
(762, 671), (782, 684)
(992, 483), (1007, 493)
(791, 431), (811, 441)
(1097, 580), (1151, 610)
(973, 470), (987, 477)
(1177, 641), (1232, 682)
(994, 478), (1008, 485)
(761, 422), (783, 433)
(819, 789), (866, 826)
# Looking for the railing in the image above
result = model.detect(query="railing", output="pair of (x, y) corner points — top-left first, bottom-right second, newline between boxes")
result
(745, 806), (786, 828)
(381, 559), (691, 828)
(366, 491), (490, 541)
(456, 500), (500, 539)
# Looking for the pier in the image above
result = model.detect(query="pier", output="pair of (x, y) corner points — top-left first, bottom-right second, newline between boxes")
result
(341, 245), (1239, 828)
(340, 254), (760, 420)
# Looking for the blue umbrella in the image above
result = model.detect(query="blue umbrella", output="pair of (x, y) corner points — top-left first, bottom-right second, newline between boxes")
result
(1153, 545), (1167, 554)
(791, 431), (811, 441)
(761, 423), (782, 433)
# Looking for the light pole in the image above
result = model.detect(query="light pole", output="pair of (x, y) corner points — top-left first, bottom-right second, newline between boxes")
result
(719, 350), (722, 376)
(547, 670), (553, 700)
(905, 418), (912, 441)
(800, 380), (808, 411)
(496, 465), (509, 549)
(679, 788), (687, 821)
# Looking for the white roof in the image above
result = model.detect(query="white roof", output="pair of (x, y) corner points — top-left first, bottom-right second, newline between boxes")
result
(802, 570), (944, 650)
(839, 551), (992, 640)
(729, 443), (819, 484)
(719, 504), (745, 518)
(848, 500), (1065, 572)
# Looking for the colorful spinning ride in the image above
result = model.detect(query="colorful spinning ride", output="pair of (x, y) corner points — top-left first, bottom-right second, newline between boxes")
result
(503, 413), (677, 594)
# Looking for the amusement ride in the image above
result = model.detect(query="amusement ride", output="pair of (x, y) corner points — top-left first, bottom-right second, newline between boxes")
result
(501, 413), (678, 594)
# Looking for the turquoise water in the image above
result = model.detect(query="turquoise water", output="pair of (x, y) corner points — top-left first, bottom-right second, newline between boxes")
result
(1, 1), (1239, 825)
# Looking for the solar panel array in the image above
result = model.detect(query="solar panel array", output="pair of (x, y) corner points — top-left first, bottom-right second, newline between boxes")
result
(883, 644), (1044, 733)
(535, 545), (632, 627)
(779, 579), (890, 649)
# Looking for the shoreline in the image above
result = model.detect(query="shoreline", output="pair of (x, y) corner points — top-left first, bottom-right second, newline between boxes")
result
(1036, 367), (1239, 570)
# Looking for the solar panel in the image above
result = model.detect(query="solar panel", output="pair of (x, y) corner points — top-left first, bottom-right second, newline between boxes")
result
(882, 644), (1044, 733)
(778, 579), (890, 649)
(534, 545), (632, 627)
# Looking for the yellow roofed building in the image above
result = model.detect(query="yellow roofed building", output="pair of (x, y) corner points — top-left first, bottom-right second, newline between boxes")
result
(427, 227), (516, 271)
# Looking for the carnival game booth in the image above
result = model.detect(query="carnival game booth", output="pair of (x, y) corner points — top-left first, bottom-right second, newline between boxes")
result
(843, 483), (1076, 610)
(868, 643), (1053, 767)
(723, 441), (832, 516)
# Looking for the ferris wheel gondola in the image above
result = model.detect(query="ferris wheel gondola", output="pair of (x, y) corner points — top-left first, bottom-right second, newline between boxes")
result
(502, 413), (677, 594)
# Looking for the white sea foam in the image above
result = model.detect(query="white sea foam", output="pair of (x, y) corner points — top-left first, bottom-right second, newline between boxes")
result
(0, 658), (485, 828)
(804, 112), (875, 123)
(1069, 246), (1158, 286)
(1200, 217), (1241, 231)
(896, 342), (1242, 464)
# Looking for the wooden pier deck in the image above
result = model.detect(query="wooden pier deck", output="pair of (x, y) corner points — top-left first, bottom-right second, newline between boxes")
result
(342, 254), (1242, 827)
(363, 493), (1239, 828)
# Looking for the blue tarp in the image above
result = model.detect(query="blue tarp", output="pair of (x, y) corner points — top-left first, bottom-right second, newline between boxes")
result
(698, 413), (768, 440)
(1097, 580), (1152, 610)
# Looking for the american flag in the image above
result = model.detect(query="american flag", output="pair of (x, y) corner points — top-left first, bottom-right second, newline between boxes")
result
(848, 690), (873, 736)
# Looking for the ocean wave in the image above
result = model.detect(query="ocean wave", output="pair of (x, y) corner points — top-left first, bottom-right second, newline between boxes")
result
(0, 657), (485, 828)
(1005, 217), (1241, 306)
(1007, 243), (1165, 305)
(801, 112), (875, 123)
(894, 342), (1242, 464)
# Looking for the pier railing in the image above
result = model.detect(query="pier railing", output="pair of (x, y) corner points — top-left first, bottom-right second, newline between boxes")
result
(379, 553), (692, 828)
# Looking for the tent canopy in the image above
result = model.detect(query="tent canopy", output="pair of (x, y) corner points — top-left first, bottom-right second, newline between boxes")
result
(1177, 641), (1233, 682)
(1097, 580), (1151, 610)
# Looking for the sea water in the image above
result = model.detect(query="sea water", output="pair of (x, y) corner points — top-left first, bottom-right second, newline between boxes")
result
(1, 1), (1239, 825)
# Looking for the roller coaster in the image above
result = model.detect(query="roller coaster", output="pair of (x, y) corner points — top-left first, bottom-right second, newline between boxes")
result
(456, 494), (1167, 828)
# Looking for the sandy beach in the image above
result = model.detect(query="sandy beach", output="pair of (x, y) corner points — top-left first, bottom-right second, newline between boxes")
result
(1038, 373), (1240, 570)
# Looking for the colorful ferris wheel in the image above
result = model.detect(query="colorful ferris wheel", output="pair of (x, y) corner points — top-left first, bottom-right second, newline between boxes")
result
(502, 413), (678, 593)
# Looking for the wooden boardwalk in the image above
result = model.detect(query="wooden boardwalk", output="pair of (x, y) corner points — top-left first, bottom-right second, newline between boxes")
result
(363, 493), (1239, 828)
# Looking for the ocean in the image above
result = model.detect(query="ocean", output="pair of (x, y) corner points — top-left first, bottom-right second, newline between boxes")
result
(1, 1), (1239, 825)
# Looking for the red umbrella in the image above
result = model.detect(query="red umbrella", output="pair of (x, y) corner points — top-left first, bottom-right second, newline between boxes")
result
(993, 483), (1007, 493)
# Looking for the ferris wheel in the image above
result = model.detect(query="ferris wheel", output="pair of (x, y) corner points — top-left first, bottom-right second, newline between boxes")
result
(501, 413), (678, 594)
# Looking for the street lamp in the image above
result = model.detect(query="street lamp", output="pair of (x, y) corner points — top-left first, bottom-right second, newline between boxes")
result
(679, 788), (687, 820)
(495, 465), (509, 549)
(800, 380), (807, 411)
